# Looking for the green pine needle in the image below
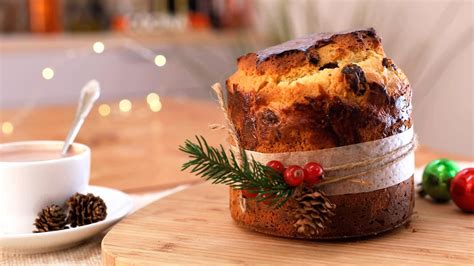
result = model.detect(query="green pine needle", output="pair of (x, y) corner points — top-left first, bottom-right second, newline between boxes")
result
(179, 136), (293, 208)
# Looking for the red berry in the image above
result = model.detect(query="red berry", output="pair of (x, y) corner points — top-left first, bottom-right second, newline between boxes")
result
(283, 165), (305, 187)
(266, 160), (285, 173)
(304, 162), (324, 186)
(450, 168), (474, 213)
(241, 189), (258, 199)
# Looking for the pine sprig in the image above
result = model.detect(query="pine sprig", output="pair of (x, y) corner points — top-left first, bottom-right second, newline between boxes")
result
(179, 136), (294, 208)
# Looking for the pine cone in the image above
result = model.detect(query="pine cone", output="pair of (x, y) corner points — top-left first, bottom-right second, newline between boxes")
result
(66, 193), (107, 227)
(292, 188), (336, 237)
(33, 204), (68, 233)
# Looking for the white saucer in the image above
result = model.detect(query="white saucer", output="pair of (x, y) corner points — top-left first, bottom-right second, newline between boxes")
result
(0, 186), (133, 254)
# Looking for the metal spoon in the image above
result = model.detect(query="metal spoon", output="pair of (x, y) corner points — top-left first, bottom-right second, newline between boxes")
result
(61, 80), (101, 156)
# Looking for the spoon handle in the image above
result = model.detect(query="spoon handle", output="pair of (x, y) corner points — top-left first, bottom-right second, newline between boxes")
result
(61, 80), (101, 156)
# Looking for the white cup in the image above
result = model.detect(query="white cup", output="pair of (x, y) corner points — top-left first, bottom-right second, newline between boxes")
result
(0, 141), (90, 234)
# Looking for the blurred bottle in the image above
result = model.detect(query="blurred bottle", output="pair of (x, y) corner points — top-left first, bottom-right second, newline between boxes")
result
(187, 0), (251, 30)
(171, 0), (188, 31)
(109, 0), (133, 32)
(221, 0), (251, 28)
(188, 0), (211, 30)
(64, 0), (108, 32)
(28, 0), (62, 33)
(0, 1), (19, 33)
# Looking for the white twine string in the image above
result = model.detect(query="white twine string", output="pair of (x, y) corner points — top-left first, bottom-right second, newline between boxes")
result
(317, 136), (417, 187)
(211, 83), (241, 152)
(240, 128), (416, 195)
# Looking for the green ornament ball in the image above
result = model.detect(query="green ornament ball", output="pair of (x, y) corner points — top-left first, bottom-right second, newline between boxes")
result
(422, 159), (461, 202)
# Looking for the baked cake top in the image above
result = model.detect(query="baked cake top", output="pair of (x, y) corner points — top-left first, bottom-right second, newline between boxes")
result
(256, 28), (379, 62)
(226, 28), (412, 151)
(227, 28), (410, 109)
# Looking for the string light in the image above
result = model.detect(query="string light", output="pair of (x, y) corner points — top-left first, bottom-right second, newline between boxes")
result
(93, 41), (105, 54)
(146, 92), (160, 105)
(42, 67), (54, 80)
(154, 55), (166, 67)
(6, 40), (166, 128)
(146, 92), (162, 112)
(98, 104), (111, 117)
(149, 100), (162, 112)
(1, 122), (14, 135)
(119, 99), (132, 112)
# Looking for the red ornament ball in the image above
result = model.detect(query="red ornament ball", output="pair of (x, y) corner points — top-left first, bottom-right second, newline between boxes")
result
(283, 165), (305, 187)
(303, 162), (324, 186)
(450, 168), (474, 213)
(266, 160), (285, 173)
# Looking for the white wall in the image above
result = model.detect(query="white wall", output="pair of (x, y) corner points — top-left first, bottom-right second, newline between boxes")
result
(0, 38), (241, 107)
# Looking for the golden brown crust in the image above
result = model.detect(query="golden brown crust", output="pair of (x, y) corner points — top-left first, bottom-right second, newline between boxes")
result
(227, 28), (412, 152)
(226, 28), (414, 239)
(230, 177), (414, 239)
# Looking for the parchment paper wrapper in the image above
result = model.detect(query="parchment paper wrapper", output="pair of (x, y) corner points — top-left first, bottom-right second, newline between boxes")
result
(241, 128), (415, 196)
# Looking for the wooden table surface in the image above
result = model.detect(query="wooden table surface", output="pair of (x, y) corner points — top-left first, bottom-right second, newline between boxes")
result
(102, 182), (474, 265)
(0, 97), (472, 193)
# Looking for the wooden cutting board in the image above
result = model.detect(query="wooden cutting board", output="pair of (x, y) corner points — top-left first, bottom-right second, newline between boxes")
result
(102, 183), (474, 265)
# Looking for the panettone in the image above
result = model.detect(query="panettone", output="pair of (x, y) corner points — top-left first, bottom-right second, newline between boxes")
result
(226, 28), (414, 239)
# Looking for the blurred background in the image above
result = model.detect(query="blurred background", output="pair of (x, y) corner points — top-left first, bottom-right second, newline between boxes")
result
(0, 0), (473, 157)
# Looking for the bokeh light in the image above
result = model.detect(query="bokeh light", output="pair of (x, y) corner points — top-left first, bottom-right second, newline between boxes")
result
(146, 92), (160, 105)
(98, 104), (111, 117)
(149, 101), (162, 112)
(1, 122), (14, 135)
(93, 41), (105, 54)
(42, 67), (54, 80)
(119, 99), (132, 112)
(146, 92), (162, 112)
(154, 55), (166, 67)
